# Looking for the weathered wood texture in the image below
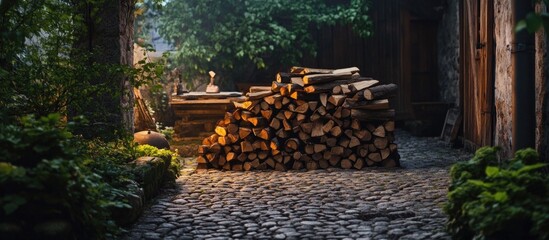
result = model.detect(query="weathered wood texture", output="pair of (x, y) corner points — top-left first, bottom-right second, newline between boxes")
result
(460, 0), (495, 152)
(301, 0), (411, 120)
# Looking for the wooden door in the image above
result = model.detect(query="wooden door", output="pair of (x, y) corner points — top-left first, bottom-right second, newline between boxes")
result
(460, 0), (494, 148)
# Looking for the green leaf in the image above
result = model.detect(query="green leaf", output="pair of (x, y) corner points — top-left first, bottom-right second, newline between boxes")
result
(515, 20), (528, 32)
(526, 13), (543, 33)
(2, 195), (27, 215)
(493, 192), (508, 202)
(517, 163), (546, 174)
(485, 166), (500, 177)
(467, 179), (493, 188)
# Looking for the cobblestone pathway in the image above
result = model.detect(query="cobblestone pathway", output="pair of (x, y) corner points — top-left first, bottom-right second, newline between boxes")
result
(125, 131), (472, 240)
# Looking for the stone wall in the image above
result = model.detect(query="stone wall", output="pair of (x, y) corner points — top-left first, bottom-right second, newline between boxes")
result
(437, 0), (460, 107)
(494, 0), (514, 157)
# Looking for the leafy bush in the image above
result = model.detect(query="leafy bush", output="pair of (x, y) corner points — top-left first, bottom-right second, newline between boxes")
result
(135, 144), (181, 181)
(445, 146), (549, 240)
(0, 114), (129, 239)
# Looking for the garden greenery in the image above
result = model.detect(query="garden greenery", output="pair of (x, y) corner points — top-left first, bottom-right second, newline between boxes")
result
(157, 0), (372, 89)
(0, 114), (182, 238)
(0, 0), (165, 140)
(445, 146), (549, 240)
(0, 1), (181, 238)
(0, 114), (127, 238)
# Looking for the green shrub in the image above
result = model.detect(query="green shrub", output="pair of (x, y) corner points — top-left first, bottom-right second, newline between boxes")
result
(135, 144), (181, 181)
(0, 114), (129, 239)
(445, 147), (549, 240)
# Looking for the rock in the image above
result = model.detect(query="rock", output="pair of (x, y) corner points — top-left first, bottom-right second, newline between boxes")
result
(132, 157), (169, 201)
(111, 180), (144, 226)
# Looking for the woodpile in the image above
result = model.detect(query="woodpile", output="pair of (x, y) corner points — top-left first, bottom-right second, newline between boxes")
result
(197, 66), (400, 171)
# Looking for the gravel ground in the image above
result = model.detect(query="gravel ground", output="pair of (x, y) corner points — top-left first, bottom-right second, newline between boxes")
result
(124, 130), (472, 240)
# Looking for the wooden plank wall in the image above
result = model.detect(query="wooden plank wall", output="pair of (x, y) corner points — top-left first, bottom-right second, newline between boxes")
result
(302, 0), (412, 120)
(460, 0), (494, 150)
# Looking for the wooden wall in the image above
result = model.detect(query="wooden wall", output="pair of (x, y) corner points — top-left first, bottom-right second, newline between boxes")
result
(302, 0), (413, 119)
(460, 0), (495, 151)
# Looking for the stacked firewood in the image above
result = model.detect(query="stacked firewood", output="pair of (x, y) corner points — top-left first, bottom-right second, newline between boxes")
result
(197, 66), (400, 171)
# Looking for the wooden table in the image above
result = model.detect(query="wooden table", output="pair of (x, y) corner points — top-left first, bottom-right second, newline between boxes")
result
(170, 92), (244, 138)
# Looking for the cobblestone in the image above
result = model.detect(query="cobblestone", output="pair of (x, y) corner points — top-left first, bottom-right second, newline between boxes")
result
(124, 130), (471, 239)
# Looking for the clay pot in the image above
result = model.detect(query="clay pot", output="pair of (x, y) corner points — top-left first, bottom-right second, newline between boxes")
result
(133, 131), (170, 149)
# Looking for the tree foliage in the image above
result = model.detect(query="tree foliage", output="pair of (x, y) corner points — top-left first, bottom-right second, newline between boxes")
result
(0, 0), (164, 139)
(157, 0), (372, 89)
(516, 0), (549, 34)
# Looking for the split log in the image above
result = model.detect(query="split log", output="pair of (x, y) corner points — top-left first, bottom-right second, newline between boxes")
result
(226, 152), (237, 162)
(354, 158), (365, 170)
(261, 110), (273, 120)
(253, 128), (271, 140)
(249, 86), (272, 93)
(311, 121), (325, 137)
(380, 148), (391, 160)
(302, 72), (354, 85)
(328, 95), (346, 106)
(227, 123), (239, 135)
(368, 152), (382, 162)
(291, 77), (304, 87)
(329, 155), (341, 166)
(294, 101), (309, 113)
(290, 66), (360, 75)
(214, 126), (227, 136)
(292, 161), (303, 170)
(329, 126), (342, 137)
(363, 83), (398, 100)
(341, 159), (353, 169)
(349, 136), (361, 148)
(285, 138), (300, 152)
(276, 128), (289, 138)
(282, 119), (292, 131)
(269, 118), (281, 129)
(384, 121), (395, 132)
(233, 101), (257, 110)
(276, 72), (302, 83)
(247, 117), (265, 127)
(271, 81), (286, 93)
(373, 125), (386, 137)
(218, 136), (230, 146)
(322, 120), (335, 133)
(304, 78), (361, 93)
(241, 141), (254, 153)
(319, 159), (329, 169)
(263, 94), (280, 105)
(374, 137), (388, 149)
(320, 93), (328, 107)
(247, 90), (274, 100)
(313, 144), (327, 153)
(306, 161), (319, 170)
(308, 101), (319, 111)
(291, 67), (332, 75)
(348, 80), (379, 93)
